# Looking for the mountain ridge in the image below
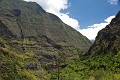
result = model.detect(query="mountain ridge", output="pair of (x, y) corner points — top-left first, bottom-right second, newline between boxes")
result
(87, 10), (120, 55)
(0, 0), (91, 54)
(0, 0), (92, 79)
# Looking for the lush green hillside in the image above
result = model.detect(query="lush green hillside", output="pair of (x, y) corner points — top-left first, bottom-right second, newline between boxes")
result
(0, 0), (120, 80)
(61, 10), (120, 80)
(0, 0), (91, 57)
(49, 52), (120, 80)
(0, 0), (92, 79)
(0, 38), (48, 80)
(48, 10), (120, 80)
(1, 39), (120, 80)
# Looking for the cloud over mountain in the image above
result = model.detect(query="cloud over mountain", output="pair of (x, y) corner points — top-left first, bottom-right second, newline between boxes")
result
(23, 0), (115, 40)
(79, 16), (115, 40)
(23, 0), (80, 30)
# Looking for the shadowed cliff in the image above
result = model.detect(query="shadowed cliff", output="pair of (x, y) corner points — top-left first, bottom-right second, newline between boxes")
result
(87, 11), (120, 55)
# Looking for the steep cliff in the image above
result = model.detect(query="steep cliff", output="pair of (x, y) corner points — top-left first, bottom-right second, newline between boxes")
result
(0, 0), (92, 79)
(0, 0), (91, 56)
(87, 11), (120, 55)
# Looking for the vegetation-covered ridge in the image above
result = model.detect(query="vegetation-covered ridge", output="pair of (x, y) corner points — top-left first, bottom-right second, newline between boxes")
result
(87, 10), (120, 55)
(50, 52), (120, 80)
(0, 0), (120, 80)
(0, 37), (120, 80)
(0, 0), (92, 79)
(0, 0), (91, 57)
(0, 38), (48, 80)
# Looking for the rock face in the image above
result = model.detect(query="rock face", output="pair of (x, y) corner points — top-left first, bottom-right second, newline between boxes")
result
(87, 11), (120, 55)
(0, 0), (91, 68)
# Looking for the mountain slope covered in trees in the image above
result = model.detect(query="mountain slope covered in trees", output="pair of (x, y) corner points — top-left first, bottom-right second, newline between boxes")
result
(0, 0), (92, 79)
(50, 11), (120, 80)
(0, 0), (120, 80)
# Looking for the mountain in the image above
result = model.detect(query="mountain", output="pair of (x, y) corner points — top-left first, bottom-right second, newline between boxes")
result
(87, 11), (120, 55)
(0, 0), (91, 56)
(67, 10), (120, 80)
(0, 0), (91, 79)
(55, 11), (120, 80)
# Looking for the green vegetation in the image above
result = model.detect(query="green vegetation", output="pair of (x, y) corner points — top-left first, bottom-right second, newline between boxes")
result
(0, 0), (120, 80)
(1, 34), (119, 80)
(0, 38), (46, 80)
(0, 0), (91, 59)
(0, 41), (120, 80)
(0, 0), (92, 79)
(49, 51), (120, 80)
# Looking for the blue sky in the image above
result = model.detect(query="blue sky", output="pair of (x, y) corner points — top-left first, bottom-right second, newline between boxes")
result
(61, 0), (120, 29)
(24, 0), (120, 40)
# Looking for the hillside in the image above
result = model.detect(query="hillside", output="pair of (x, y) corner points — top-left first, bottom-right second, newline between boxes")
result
(0, 0), (92, 79)
(51, 11), (120, 80)
(0, 0), (91, 56)
(1, 0), (120, 80)
(87, 11), (120, 55)
(63, 10), (120, 80)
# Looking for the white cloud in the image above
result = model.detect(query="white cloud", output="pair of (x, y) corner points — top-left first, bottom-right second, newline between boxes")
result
(108, 0), (118, 4)
(60, 13), (80, 30)
(79, 16), (115, 40)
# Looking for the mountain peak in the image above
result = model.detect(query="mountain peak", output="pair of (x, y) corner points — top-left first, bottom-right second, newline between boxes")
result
(0, 0), (92, 75)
